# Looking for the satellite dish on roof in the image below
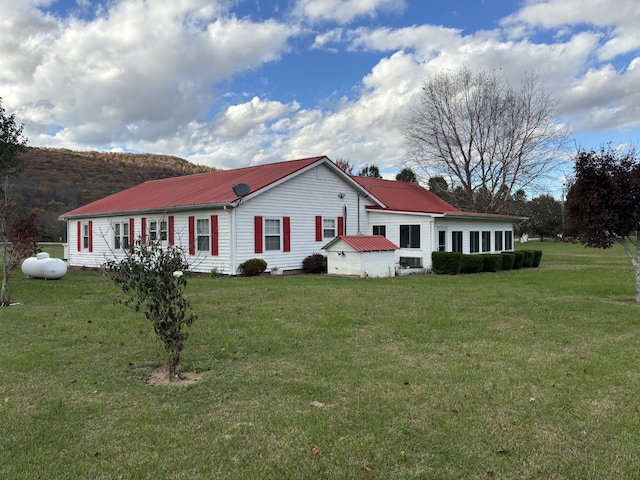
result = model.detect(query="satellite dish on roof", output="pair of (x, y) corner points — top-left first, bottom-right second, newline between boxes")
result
(232, 183), (250, 198)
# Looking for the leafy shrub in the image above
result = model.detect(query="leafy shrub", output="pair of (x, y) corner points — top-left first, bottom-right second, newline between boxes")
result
(532, 250), (543, 268)
(512, 251), (525, 269)
(239, 258), (267, 276)
(103, 242), (197, 381)
(501, 253), (515, 270)
(303, 253), (327, 274)
(522, 250), (535, 267)
(482, 254), (502, 272)
(431, 252), (463, 275)
(460, 254), (484, 274)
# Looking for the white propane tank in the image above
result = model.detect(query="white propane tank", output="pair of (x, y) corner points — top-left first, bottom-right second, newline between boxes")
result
(21, 252), (67, 280)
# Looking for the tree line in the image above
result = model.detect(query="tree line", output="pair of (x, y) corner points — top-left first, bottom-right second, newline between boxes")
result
(10, 147), (216, 241)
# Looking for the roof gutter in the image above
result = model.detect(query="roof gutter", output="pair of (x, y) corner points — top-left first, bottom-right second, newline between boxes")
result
(58, 202), (237, 221)
(442, 212), (528, 222)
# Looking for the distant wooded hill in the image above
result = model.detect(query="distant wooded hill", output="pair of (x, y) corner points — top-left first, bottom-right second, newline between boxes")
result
(11, 147), (217, 241)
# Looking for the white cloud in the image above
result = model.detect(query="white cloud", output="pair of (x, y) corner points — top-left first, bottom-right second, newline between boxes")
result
(213, 96), (299, 138)
(292, 0), (407, 25)
(502, 0), (640, 60)
(1, 0), (297, 148)
(3, 0), (640, 178)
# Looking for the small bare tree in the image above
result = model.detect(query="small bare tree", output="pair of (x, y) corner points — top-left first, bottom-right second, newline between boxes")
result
(404, 66), (568, 213)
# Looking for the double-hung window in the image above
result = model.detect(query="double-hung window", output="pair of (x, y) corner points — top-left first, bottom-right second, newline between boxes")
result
(148, 220), (168, 243)
(323, 218), (336, 239)
(83, 223), (90, 249)
(114, 222), (130, 250)
(265, 219), (281, 251)
(196, 218), (210, 252)
(470, 231), (480, 253)
(400, 224), (420, 248)
(149, 221), (158, 242)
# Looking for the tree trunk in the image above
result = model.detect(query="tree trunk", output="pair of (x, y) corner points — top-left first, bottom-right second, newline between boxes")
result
(1, 271), (9, 306)
(617, 236), (640, 303)
(636, 237), (640, 303)
(1, 221), (10, 306)
(166, 347), (181, 382)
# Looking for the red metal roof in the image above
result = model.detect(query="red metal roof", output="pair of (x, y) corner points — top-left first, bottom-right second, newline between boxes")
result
(351, 176), (461, 214)
(325, 235), (399, 252)
(61, 156), (327, 217)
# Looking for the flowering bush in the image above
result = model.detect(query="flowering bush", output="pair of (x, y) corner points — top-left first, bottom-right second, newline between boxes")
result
(104, 241), (197, 381)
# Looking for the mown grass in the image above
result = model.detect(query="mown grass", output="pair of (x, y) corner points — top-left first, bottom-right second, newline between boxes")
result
(1, 242), (639, 479)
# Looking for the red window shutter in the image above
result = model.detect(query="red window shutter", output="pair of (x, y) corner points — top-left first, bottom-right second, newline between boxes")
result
(129, 218), (135, 245)
(338, 216), (344, 236)
(188, 216), (195, 255)
(283, 216), (291, 252)
(211, 215), (219, 256)
(254, 216), (263, 253)
(315, 215), (322, 241)
(168, 216), (175, 245)
(88, 221), (93, 252)
(141, 218), (147, 243)
(77, 221), (82, 251)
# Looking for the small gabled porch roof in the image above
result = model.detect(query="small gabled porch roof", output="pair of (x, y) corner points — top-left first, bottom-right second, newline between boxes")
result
(323, 235), (399, 252)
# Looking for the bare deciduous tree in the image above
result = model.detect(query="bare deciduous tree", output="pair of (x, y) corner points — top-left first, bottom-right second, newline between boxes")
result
(404, 66), (568, 213)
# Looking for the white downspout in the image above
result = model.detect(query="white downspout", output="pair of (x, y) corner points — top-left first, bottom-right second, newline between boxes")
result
(224, 205), (237, 275)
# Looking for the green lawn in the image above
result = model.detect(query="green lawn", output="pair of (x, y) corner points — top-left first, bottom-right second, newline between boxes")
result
(1, 242), (639, 479)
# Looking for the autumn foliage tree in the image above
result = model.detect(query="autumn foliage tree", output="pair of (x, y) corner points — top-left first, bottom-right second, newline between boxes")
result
(565, 146), (640, 302)
(1, 97), (35, 306)
(1, 211), (40, 305)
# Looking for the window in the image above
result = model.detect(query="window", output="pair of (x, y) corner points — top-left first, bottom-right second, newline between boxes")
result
(323, 218), (336, 238)
(83, 223), (90, 249)
(78, 221), (92, 252)
(505, 231), (513, 250)
(400, 224), (420, 248)
(149, 220), (168, 242)
(159, 220), (168, 241)
(438, 230), (446, 251)
(373, 225), (386, 237)
(264, 219), (281, 251)
(452, 231), (463, 253)
(149, 221), (158, 242)
(470, 231), (480, 253)
(197, 218), (210, 252)
(494, 231), (503, 251)
(482, 231), (491, 252)
(400, 257), (423, 268)
(114, 222), (130, 250)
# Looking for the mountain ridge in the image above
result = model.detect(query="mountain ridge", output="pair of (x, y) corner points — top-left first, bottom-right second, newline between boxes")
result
(12, 147), (218, 241)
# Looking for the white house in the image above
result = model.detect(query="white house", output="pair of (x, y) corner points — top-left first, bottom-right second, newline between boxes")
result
(59, 156), (523, 275)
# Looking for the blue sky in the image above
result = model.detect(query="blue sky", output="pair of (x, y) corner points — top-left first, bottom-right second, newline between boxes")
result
(2, 0), (640, 197)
